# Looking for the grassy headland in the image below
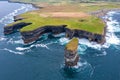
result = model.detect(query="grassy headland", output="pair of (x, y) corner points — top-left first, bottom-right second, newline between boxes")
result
(7, 0), (120, 35)
(8, 12), (105, 34)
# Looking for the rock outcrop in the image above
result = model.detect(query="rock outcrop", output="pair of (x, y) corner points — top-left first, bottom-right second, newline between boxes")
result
(21, 25), (66, 44)
(4, 22), (31, 35)
(64, 38), (79, 67)
(4, 22), (105, 44)
(90, 9), (120, 18)
(14, 16), (24, 22)
(21, 26), (105, 44)
(4, 15), (105, 44)
(65, 28), (105, 44)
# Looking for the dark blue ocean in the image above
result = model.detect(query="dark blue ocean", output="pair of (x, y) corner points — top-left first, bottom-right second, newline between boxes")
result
(0, 1), (120, 80)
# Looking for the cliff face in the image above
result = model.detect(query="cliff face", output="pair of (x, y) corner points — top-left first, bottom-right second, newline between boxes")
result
(65, 28), (105, 44)
(4, 16), (105, 44)
(21, 25), (66, 44)
(64, 50), (79, 67)
(64, 38), (79, 67)
(14, 16), (24, 22)
(4, 23), (105, 44)
(4, 22), (31, 35)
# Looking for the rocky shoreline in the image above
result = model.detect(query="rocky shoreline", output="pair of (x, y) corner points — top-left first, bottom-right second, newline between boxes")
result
(4, 15), (105, 44)
(90, 8), (120, 18)
(8, 0), (42, 9)
(4, 1), (120, 45)
(4, 22), (32, 35)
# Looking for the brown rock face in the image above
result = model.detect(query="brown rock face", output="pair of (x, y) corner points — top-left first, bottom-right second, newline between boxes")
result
(4, 15), (105, 44)
(65, 28), (105, 44)
(64, 38), (79, 67)
(4, 22), (31, 35)
(21, 25), (66, 44)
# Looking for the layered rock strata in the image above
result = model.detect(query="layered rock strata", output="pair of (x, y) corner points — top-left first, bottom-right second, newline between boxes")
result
(4, 22), (31, 35)
(64, 38), (79, 67)
(4, 15), (106, 44)
(65, 28), (105, 44)
(4, 22), (105, 44)
(21, 25), (66, 44)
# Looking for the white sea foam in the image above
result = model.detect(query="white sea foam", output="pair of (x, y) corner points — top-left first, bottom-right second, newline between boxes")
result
(106, 20), (120, 32)
(77, 45), (87, 55)
(74, 61), (88, 69)
(52, 33), (65, 37)
(106, 11), (116, 16)
(1, 48), (24, 55)
(16, 47), (29, 51)
(0, 4), (34, 25)
(0, 36), (7, 41)
(35, 44), (49, 49)
(16, 43), (49, 51)
(14, 39), (23, 44)
(58, 11), (120, 53)
(105, 12), (120, 45)
(58, 37), (70, 45)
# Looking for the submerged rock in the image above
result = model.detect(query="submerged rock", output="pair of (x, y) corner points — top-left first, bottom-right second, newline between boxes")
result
(64, 38), (79, 67)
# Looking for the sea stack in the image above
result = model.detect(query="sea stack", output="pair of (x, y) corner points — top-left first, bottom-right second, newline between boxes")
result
(64, 38), (79, 67)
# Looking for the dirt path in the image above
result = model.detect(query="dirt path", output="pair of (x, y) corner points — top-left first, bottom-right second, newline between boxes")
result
(39, 12), (90, 18)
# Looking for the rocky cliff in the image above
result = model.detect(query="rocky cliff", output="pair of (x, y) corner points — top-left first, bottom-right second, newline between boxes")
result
(4, 22), (32, 35)
(21, 25), (66, 44)
(65, 28), (105, 44)
(64, 38), (79, 67)
(21, 26), (105, 44)
(4, 23), (105, 44)
(4, 16), (105, 44)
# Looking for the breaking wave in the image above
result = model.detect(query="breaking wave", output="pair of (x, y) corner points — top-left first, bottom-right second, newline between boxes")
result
(0, 36), (7, 41)
(60, 58), (94, 78)
(0, 48), (24, 55)
(0, 3), (35, 25)
(105, 11), (120, 45)
(1, 8), (120, 56)
(58, 11), (120, 56)
(16, 43), (50, 52)
(58, 37), (70, 45)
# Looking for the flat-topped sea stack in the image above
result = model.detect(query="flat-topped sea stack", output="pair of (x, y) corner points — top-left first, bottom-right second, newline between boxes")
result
(64, 38), (79, 67)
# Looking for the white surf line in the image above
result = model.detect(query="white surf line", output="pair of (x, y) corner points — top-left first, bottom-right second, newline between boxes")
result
(0, 48), (24, 55)
(105, 11), (120, 45)
(58, 11), (120, 52)
(0, 4), (34, 25)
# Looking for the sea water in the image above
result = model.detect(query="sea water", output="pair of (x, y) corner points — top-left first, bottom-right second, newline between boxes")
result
(0, 1), (120, 80)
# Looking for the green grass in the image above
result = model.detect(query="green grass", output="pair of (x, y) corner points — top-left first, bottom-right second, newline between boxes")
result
(66, 38), (79, 51)
(8, 12), (105, 34)
(10, 0), (120, 13)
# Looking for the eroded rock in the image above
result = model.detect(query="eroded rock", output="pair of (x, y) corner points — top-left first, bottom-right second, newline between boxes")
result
(4, 22), (31, 35)
(64, 38), (79, 67)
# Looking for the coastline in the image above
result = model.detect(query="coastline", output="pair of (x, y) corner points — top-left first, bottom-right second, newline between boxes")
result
(8, 0), (41, 9)
(4, 1), (120, 45)
(90, 8), (120, 18)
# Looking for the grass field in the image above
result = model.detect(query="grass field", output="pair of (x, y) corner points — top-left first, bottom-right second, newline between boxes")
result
(10, 0), (120, 12)
(7, 0), (120, 35)
(7, 12), (105, 34)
